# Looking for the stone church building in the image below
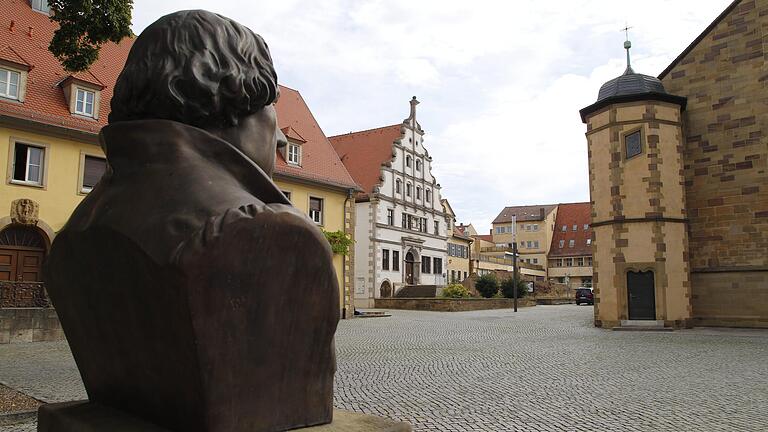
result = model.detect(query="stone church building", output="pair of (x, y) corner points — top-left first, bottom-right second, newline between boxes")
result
(580, 0), (766, 329)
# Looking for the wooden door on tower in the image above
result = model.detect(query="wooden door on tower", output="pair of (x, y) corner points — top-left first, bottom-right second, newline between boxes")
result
(627, 271), (655, 320)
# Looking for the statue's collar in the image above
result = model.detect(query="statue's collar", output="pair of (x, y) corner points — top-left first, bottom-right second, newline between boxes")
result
(100, 119), (289, 205)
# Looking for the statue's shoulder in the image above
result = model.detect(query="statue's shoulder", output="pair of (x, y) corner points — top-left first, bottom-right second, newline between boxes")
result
(172, 202), (332, 268)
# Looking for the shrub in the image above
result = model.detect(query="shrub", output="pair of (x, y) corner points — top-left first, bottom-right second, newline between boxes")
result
(475, 274), (499, 298)
(501, 277), (529, 299)
(442, 284), (471, 299)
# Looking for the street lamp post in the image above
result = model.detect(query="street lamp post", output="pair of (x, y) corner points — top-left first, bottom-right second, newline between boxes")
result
(506, 242), (519, 313)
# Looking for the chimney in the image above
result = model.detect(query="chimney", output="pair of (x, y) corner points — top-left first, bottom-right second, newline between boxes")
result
(540, 207), (545, 219)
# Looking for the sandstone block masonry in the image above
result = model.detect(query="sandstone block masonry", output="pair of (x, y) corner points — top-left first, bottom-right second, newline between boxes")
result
(660, 0), (768, 327)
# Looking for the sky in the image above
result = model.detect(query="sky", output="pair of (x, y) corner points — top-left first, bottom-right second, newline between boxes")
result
(131, 0), (732, 233)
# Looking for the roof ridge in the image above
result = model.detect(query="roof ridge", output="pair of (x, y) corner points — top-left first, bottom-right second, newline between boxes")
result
(658, 0), (743, 79)
(329, 123), (402, 139)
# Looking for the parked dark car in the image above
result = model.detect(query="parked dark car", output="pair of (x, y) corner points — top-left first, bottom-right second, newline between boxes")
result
(575, 288), (594, 305)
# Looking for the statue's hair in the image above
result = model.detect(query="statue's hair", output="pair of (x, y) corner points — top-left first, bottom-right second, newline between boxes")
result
(109, 10), (278, 128)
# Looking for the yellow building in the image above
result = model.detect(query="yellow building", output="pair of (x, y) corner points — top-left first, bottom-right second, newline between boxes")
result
(273, 86), (360, 318)
(0, 2), (131, 313)
(0, 2), (359, 321)
(441, 199), (473, 284)
(490, 205), (558, 269)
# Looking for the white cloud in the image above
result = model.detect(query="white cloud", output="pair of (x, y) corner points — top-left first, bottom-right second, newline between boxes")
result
(130, 0), (733, 232)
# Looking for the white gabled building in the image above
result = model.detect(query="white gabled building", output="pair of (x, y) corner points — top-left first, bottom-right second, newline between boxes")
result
(330, 97), (449, 308)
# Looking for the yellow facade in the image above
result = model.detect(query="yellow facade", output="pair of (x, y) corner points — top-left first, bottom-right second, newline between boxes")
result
(491, 211), (557, 269)
(446, 237), (471, 283)
(274, 178), (353, 315)
(0, 124), (354, 317)
(0, 125), (101, 239)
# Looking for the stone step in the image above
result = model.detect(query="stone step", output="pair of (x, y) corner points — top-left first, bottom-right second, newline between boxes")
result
(621, 319), (665, 327)
(613, 326), (674, 332)
(354, 311), (392, 318)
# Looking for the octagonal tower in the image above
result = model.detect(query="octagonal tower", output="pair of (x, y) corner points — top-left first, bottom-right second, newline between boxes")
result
(580, 41), (692, 329)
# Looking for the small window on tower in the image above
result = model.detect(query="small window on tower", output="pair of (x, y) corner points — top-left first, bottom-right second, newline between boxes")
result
(625, 130), (642, 159)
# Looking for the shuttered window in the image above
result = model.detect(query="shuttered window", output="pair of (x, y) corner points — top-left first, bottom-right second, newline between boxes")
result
(82, 156), (106, 192)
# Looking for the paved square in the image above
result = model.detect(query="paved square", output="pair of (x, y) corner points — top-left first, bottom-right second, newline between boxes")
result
(1, 305), (767, 431)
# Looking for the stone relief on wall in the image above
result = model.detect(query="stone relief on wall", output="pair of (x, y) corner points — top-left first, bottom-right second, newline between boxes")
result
(10, 198), (39, 226)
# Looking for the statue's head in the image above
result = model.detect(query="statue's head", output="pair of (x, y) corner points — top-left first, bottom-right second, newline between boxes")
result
(110, 10), (286, 175)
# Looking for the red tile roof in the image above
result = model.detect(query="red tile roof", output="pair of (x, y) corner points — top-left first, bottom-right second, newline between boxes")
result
(472, 234), (493, 243)
(493, 204), (557, 224)
(274, 85), (359, 190)
(0, 0), (133, 135)
(0, 3), (357, 191)
(548, 202), (592, 257)
(328, 124), (403, 197)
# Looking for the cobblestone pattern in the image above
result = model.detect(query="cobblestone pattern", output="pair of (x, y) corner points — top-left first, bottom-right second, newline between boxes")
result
(2, 305), (768, 431)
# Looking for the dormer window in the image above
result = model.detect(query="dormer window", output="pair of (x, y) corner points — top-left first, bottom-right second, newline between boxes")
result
(0, 68), (21, 100)
(31, 0), (50, 13)
(75, 88), (96, 117)
(287, 143), (301, 165)
(60, 75), (104, 120)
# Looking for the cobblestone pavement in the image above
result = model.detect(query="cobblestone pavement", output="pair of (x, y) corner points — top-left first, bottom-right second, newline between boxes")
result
(2, 305), (767, 431)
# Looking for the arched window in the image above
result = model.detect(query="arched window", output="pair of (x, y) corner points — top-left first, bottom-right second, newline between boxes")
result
(425, 189), (431, 202)
(416, 186), (422, 200)
(415, 159), (421, 171)
(395, 179), (402, 194)
(406, 155), (412, 168)
(406, 183), (412, 197)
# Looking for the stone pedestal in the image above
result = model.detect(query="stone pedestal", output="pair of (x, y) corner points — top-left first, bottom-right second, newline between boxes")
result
(37, 401), (412, 432)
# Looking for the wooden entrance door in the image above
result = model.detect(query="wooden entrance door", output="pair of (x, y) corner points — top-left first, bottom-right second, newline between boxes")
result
(0, 225), (47, 282)
(627, 271), (655, 320)
(405, 252), (415, 285)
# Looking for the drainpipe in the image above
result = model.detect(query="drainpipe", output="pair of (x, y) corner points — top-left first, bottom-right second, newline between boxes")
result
(342, 188), (354, 319)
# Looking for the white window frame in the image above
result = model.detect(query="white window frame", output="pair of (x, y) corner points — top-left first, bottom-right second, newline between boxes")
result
(586, 238), (592, 246)
(569, 239), (575, 248)
(8, 139), (49, 188)
(287, 143), (301, 165)
(558, 239), (565, 248)
(74, 87), (96, 117)
(0, 68), (21, 100)
(309, 196), (323, 225)
(31, 0), (50, 13)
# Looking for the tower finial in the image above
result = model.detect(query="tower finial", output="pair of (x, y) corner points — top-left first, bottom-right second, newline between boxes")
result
(409, 96), (419, 123)
(622, 23), (634, 75)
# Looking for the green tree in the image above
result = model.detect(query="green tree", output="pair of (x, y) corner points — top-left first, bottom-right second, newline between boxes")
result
(442, 284), (471, 299)
(49, 0), (134, 72)
(475, 274), (498, 298)
(500, 277), (528, 299)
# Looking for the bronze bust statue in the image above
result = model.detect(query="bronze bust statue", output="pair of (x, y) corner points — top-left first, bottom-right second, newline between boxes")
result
(43, 10), (339, 432)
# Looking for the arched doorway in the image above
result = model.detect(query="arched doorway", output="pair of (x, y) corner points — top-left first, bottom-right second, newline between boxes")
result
(627, 270), (655, 320)
(380, 280), (392, 298)
(0, 225), (47, 282)
(405, 252), (416, 285)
